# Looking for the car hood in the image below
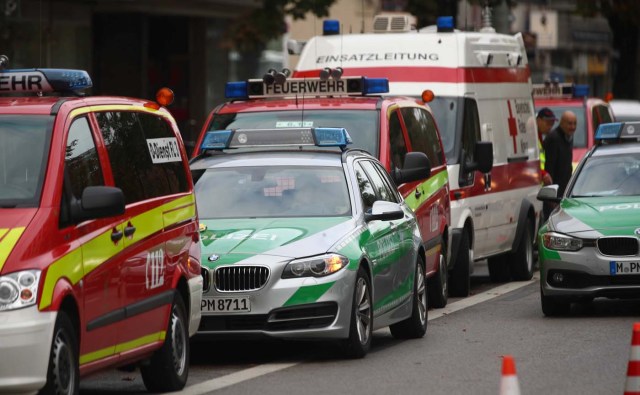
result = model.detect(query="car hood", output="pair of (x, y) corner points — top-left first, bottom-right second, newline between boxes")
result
(199, 217), (356, 267)
(549, 197), (640, 238)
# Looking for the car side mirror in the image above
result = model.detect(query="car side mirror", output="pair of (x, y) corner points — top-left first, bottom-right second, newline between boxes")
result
(465, 141), (493, 174)
(392, 152), (431, 185)
(364, 201), (405, 222)
(71, 186), (125, 223)
(537, 185), (561, 203)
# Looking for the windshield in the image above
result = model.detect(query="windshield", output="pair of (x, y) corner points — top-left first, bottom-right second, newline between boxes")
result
(194, 166), (352, 219)
(535, 106), (587, 148)
(570, 152), (640, 197)
(209, 110), (379, 156)
(0, 115), (53, 207)
(428, 96), (458, 161)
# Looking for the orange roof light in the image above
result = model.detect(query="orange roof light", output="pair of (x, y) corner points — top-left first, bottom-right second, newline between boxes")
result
(156, 87), (174, 107)
(604, 91), (614, 102)
(421, 89), (435, 103)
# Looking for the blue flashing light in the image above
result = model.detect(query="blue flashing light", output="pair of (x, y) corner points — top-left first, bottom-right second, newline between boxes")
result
(40, 69), (92, 91)
(362, 77), (389, 95)
(437, 16), (454, 32)
(313, 127), (352, 148)
(201, 130), (233, 150)
(0, 68), (91, 93)
(225, 81), (248, 99)
(573, 84), (589, 98)
(323, 20), (340, 36)
(594, 122), (623, 140)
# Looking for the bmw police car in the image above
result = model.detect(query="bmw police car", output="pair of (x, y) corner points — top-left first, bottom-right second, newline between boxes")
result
(192, 72), (452, 308)
(537, 122), (640, 316)
(191, 127), (431, 357)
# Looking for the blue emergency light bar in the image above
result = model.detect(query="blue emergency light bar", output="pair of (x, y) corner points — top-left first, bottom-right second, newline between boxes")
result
(225, 76), (389, 100)
(595, 122), (640, 142)
(573, 84), (589, 98)
(323, 20), (340, 36)
(200, 127), (352, 151)
(437, 16), (454, 32)
(0, 68), (92, 93)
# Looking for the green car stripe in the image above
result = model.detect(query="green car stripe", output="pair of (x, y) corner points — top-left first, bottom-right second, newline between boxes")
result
(404, 169), (448, 211)
(283, 282), (335, 306)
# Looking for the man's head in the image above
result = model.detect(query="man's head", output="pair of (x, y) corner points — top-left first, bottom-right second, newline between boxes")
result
(559, 111), (578, 137)
(536, 107), (556, 135)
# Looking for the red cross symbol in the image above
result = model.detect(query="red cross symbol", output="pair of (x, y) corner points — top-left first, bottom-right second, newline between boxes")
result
(507, 101), (518, 153)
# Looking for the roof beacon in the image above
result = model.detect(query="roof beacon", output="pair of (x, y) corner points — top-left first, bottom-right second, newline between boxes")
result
(0, 65), (92, 94)
(323, 20), (340, 36)
(200, 127), (353, 151)
(225, 75), (389, 100)
(595, 122), (640, 143)
(437, 16), (454, 33)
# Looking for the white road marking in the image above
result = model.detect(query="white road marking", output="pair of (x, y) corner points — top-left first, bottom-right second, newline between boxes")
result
(177, 274), (539, 394)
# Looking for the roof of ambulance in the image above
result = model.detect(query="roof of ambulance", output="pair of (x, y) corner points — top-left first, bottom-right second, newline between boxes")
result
(214, 96), (395, 114)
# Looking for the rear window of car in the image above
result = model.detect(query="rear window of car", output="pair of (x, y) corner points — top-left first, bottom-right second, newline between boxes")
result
(194, 165), (351, 218)
(209, 110), (379, 157)
(0, 115), (53, 207)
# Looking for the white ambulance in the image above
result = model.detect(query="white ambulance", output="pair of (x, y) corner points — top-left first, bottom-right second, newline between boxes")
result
(293, 15), (542, 296)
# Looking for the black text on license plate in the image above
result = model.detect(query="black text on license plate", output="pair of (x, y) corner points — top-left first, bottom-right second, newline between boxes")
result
(610, 261), (640, 275)
(201, 297), (250, 313)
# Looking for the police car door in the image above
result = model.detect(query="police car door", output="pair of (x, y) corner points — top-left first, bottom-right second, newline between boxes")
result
(355, 160), (414, 317)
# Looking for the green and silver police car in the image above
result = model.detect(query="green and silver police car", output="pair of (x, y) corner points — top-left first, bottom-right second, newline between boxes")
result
(537, 121), (640, 316)
(191, 127), (431, 357)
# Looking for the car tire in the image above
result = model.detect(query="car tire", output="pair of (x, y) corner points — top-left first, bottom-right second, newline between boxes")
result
(510, 218), (534, 281)
(449, 231), (471, 297)
(488, 254), (510, 282)
(540, 283), (570, 316)
(391, 256), (428, 339)
(341, 266), (373, 359)
(141, 293), (189, 392)
(41, 311), (79, 395)
(428, 242), (448, 308)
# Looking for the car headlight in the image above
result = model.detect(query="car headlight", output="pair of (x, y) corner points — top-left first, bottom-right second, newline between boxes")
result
(542, 232), (583, 251)
(282, 254), (349, 279)
(0, 270), (40, 311)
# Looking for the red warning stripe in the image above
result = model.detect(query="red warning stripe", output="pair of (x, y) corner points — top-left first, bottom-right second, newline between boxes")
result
(294, 66), (531, 84)
(628, 361), (640, 376)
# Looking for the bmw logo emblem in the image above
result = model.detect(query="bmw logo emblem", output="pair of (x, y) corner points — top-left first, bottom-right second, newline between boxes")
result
(208, 254), (220, 262)
(635, 228), (640, 237)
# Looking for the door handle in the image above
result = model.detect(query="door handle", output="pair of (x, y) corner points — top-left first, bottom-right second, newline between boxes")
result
(111, 228), (123, 243)
(124, 223), (136, 238)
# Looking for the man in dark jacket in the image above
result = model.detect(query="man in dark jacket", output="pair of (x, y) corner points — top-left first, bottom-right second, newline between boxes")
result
(543, 110), (577, 218)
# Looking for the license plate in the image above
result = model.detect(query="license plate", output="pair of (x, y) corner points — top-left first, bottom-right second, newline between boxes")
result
(610, 261), (640, 275)
(201, 296), (251, 313)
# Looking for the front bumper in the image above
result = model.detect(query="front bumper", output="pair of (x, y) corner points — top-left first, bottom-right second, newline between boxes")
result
(187, 275), (203, 337)
(0, 306), (56, 394)
(196, 267), (356, 340)
(539, 245), (640, 300)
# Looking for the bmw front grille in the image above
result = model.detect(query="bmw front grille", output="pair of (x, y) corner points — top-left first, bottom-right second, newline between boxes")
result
(597, 237), (639, 256)
(215, 266), (270, 292)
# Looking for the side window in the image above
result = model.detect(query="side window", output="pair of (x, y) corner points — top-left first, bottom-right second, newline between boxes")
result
(389, 110), (408, 170)
(61, 117), (104, 227)
(96, 111), (189, 204)
(592, 105), (613, 131)
(401, 107), (445, 168)
(360, 160), (398, 203)
(354, 162), (376, 210)
(460, 98), (481, 187)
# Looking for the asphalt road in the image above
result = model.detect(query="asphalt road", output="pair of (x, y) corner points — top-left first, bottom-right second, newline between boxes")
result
(80, 264), (640, 394)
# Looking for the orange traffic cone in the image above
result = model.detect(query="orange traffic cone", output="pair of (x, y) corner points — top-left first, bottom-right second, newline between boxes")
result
(500, 355), (521, 395)
(624, 323), (640, 395)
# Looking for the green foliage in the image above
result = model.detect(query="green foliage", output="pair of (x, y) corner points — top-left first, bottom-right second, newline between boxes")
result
(227, 0), (336, 51)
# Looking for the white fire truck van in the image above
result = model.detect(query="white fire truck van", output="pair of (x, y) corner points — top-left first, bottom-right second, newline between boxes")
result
(293, 15), (542, 295)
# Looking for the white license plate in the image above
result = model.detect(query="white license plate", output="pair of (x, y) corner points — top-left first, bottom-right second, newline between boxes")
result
(201, 296), (251, 313)
(610, 261), (640, 275)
